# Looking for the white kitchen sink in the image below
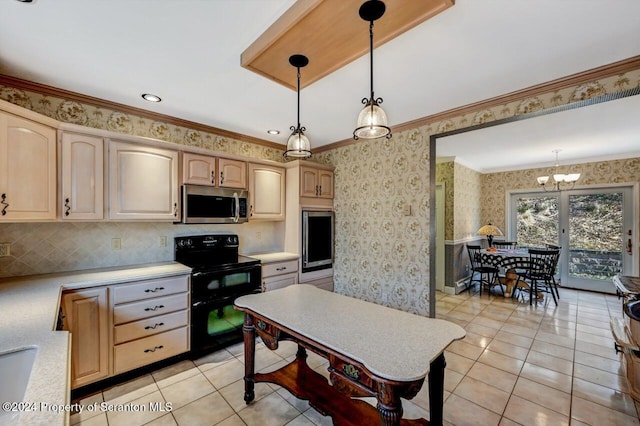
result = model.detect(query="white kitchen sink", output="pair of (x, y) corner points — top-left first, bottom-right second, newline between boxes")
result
(0, 347), (37, 423)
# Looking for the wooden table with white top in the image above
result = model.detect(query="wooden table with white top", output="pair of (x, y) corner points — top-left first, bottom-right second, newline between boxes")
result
(234, 285), (466, 425)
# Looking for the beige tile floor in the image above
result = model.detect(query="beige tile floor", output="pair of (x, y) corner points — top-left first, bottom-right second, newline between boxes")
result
(71, 287), (640, 426)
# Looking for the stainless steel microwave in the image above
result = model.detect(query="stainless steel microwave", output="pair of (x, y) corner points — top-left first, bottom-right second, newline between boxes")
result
(181, 184), (248, 224)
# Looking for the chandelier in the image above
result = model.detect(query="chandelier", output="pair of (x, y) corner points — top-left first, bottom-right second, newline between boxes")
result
(283, 54), (312, 159)
(536, 149), (580, 191)
(353, 0), (391, 140)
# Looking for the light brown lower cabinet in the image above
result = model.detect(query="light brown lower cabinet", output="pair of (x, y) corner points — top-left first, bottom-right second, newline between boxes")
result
(62, 274), (190, 389)
(61, 287), (110, 389)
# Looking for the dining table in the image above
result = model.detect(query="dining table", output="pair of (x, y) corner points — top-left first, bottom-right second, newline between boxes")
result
(479, 248), (531, 297)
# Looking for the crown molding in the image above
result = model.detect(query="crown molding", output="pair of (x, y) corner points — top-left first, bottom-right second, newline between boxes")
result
(0, 73), (284, 150)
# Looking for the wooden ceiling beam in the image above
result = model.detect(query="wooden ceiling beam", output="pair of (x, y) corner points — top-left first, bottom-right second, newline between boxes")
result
(241, 0), (454, 90)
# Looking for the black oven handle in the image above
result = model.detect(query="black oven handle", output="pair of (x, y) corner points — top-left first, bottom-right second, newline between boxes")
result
(192, 288), (261, 309)
(192, 263), (260, 278)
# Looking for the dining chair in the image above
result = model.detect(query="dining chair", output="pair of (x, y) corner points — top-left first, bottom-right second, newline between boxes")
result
(493, 241), (518, 249)
(520, 248), (560, 305)
(466, 245), (501, 296)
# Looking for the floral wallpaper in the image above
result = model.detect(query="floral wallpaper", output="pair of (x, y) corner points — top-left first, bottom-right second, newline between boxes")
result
(315, 130), (432, 315)
(453, 162), (482, 241)
(435, 161), (482, 241)
(0, 85), (285, 163)
(314, 67), (640, 314)
(435, 161), (454, 240)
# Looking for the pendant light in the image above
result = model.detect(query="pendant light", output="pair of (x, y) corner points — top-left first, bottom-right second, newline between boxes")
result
(353, 0), (391, 140)
(283, 54), (312, 159)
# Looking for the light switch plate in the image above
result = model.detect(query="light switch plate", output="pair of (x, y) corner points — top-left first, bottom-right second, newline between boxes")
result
(402, 204), (412, 216)
(0, 243), (10, 257)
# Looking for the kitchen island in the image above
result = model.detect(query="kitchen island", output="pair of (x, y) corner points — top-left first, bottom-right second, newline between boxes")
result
(235, 285), (466, 425)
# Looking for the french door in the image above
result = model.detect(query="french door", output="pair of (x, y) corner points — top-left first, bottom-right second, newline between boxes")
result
(509, 186), (636, 293)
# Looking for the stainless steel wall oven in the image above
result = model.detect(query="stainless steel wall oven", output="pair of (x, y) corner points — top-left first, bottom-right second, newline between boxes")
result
(302, 210), (334, 273)
(175, 234), (261, 355)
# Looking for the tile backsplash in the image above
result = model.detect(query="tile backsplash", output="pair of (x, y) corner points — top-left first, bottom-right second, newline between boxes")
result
(0, 221), (283, 278)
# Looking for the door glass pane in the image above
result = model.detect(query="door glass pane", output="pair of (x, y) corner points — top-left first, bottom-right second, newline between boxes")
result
(515, 195), (559, 247)
(568, 192), (623, 281)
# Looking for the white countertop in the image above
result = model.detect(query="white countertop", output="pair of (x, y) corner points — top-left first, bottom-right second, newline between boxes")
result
(0, 262), (191, 425)
(245, 252), (299, 263)
(235, 284), (466, 382)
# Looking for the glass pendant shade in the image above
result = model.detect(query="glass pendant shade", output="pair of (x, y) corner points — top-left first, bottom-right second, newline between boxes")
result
(354, 99), (390, 139)
(537, 150), (580, 191)
(283, 54), (312, 159)
(353, 0), (391, 140)
(285, 129), (311, 158)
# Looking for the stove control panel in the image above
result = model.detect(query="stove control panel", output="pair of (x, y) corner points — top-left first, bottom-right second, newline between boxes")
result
(175, 234), (239, 251)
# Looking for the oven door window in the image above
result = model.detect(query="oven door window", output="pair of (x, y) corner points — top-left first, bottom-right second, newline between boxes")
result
(192, 297), (249, 353)
(207, 304), (245, 335)
(192, 266), (260, 300)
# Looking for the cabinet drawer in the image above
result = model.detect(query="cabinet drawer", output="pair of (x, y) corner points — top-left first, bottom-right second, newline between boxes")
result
(263, 273), (297, 292)
(262, 260), (298, 278)
(114, 326), (189, 375)
(113, 293), (188, 325)
(114, 310), (188, 344)
(112, 275), (189, 304)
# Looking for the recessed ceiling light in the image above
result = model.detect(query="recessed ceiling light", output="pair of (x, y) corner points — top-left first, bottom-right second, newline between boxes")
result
(141, 93), (161, 102)
(267, 130), (280, 135)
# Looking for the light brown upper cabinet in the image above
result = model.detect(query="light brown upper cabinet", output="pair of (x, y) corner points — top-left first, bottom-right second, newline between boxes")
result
(300, 165), (334, 199)
(181, 153), (247, 189)
(108, 140), (179, 221)
(181, 152), (216, 186)
(218, 158), (247, 189)
(0, 110), (57, 221)
(60, 132), (104, 220)
(248, 163), (285, 221)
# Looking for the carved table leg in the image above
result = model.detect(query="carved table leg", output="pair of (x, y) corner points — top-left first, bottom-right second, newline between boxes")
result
(376, 382), (403, 426)
(243, 313), (256, 404)
(296, 344), (307, 362)
(428, 353), (446, 426)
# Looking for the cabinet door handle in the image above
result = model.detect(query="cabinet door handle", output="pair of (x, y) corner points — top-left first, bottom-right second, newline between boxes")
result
(144, 345), (164, 353)
(315, 185), (319, 196)
(173, 202), (178, 217)
(64, 198), (71, 216)
(144, 287), (165, 293)
(250, 205), (253, 217)
(1, 193), (8, 216)
(144, 322), (165, 330)
(211, 170), (215, 184)
(276, 267), (287, 271)
(144, 305), (165, 312)
(220, 171), (224, 185)
(319, 185), (322, 196)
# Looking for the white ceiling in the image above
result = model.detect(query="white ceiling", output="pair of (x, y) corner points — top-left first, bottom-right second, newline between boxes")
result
(437, 94), (640, 173)
(1, 0), (640, 167)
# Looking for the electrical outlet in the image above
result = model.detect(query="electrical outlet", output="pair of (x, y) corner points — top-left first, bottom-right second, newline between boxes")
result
(159, 236), (167, 247)
(255, 232), (262, 240)
(111, 238), (121, 250)
(0, 243), (10, 257)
